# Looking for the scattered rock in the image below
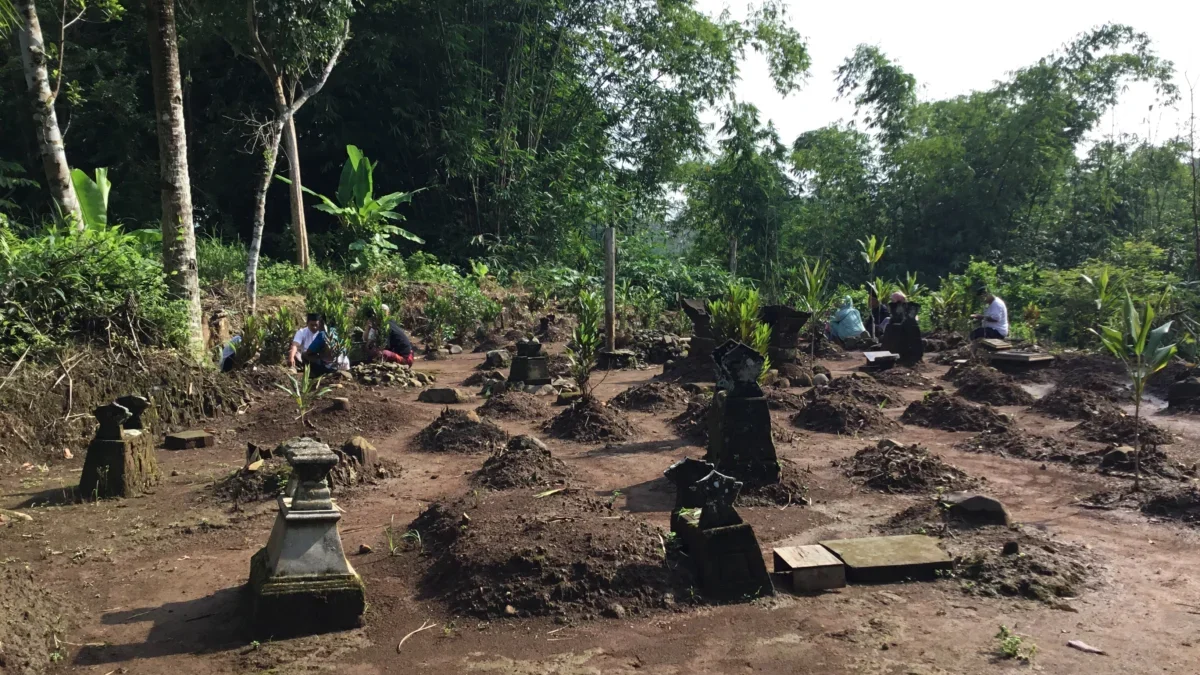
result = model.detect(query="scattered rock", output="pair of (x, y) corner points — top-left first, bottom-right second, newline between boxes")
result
(351, 361), (428, 387)
(329, 396), (351, 411)
(777, 363), (814, 387)
(449, 345), (464, 355)
(418, 387), (472, 405)
(464, 369), (506, 387)
(605, 603), (627, 619)
(940, 492), (1011, 526)
(484, 349), (512, 369)
(341, 436), (378, 469)
(358, 544), (373, 555)
(813, 373), (830, 387)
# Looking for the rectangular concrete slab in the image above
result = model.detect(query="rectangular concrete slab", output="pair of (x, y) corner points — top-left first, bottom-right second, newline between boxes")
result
(978, 339), (1013, 351)
(773, 545), (846, 592)
(165, 430), (215, 450)
(819, 535), (951, 583)
(864, 351), (899, 364)
(990, 351), (1055, 364)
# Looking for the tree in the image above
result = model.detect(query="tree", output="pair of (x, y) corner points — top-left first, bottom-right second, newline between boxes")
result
(146, 0), (202, 357)
(1091, 293), (1177, 491)
(7, 0), (83, 225)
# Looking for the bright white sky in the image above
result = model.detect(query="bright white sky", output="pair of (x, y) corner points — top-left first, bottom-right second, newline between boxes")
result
(698, 0), (1200, 148)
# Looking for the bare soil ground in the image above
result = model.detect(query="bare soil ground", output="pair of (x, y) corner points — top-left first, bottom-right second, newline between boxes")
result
(4, 345), (1200, 674)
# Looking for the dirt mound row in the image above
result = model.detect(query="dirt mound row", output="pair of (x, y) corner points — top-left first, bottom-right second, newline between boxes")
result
(405, 491), (691, 619)
(1032, 387), (1121, 420)
(840, 440), (976, 494)
(955, 429), (1083, 463)
(610, 382), (690, 412)
(476, 391), (550, 421)
(901, 392), (1010, 432)
(870, 366), (935, 390)
(545, 396), (637, 443)
(791, 392), (899, 435)
(825, 375), (904, 408)
(418, 409), (508, 453)
(0, 567), (75, 675)
(1072, 411), (1172, 446)
(471, 436), (571, 491)
(946, 365), (1034, 406)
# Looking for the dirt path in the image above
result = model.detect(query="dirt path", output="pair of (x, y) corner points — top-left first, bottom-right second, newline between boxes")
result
(3, 351), (1200, 674)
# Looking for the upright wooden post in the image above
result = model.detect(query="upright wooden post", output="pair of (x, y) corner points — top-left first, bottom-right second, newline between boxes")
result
(604, 227), (616, 352)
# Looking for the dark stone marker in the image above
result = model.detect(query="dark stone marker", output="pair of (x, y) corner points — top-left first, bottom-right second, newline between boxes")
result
(759, 304), (811, 365)
(882, 301), (924, 366)
(79, 400), (160, 499)
(164, 430), (215, 450)
(509, 338), (552, 386)
(704, 340), (779, 489)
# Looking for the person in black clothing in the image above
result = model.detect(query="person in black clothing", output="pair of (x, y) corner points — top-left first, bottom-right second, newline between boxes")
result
(363, 305), (414, 366)
(864, 293), (890, 338)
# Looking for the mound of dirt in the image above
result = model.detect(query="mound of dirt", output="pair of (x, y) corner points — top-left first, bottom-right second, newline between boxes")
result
(791, 392), (899, 435)
(476, 391), (550, 421)
(463, 369), (506, 387)
(405, 491), (691, 618)
(470, 435), (570, 491)
(901, 392), (1010, 432)
(840, 440), (976, 494)
(1141, 486), (1200, 524)
(764, 389), (808, 411)
(1148, 358), (1194, 398)
(1, 566), (74, 675)
(870, 366), (935, 389)
(418, 409), (508, 453)
(1032, 387), (1121, 420)
(1053, 353), (1127, 400)
(736, 462), (809, 506)
(947, 365), (1034, 406)
(546, 396), (637, 443)
(1089, 445), (1195, 480)
(1072, 410), (1172, 446)
(547, 354), (573, 379)
(955, 530), (1096, 605)
(956, 429), (1084, 463)
(610, 382), (690, 412)
(826, 375), (904, 408)
(209, 442), (389, 506)
(670, 396), (711, 442)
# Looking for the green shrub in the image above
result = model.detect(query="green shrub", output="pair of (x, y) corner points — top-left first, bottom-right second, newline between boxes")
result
(0, 222), (189, 359)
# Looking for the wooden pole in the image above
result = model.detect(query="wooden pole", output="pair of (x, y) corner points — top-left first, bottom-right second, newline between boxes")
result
(603, 227), (616, 352)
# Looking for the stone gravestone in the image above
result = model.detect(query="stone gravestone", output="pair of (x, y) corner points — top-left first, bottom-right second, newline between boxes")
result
(681, 298), (716, 361)
(758, 304), (811, 365)
(705, 341), (780, 489)
(1168, 373), (1200, 410)
(78, 399), (159, 499)
(882, 301), (924, 366)
(248, 437), (365, 637)
(664, 464), (773, 600)
(508, 338), (551, 386)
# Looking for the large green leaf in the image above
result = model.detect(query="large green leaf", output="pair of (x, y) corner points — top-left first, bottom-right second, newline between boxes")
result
(70, 168), (111, 228)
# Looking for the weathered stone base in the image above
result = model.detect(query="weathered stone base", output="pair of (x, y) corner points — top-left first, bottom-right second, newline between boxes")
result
(248, 547), (366, 638)
(705, 391), (779, 489)
(508, 356), (551, 385)
(79, 431), (159, 499)
(675, 512), (773, 600)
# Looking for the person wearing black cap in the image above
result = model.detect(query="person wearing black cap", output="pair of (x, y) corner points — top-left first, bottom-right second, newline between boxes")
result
(287, 313), (338, 376)
(970, 287), (1009, 340)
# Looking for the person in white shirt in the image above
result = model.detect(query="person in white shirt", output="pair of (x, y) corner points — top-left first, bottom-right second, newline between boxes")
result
(970, 287), (1009, 340)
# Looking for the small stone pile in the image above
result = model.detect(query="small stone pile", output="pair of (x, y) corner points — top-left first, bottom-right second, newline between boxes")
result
(628, 330), (687, 365)
(351, 362), (434, 387)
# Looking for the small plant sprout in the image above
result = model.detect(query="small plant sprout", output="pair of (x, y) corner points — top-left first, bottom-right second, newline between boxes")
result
(274, 365), (333, 422)
(995, 625), (1037, 662)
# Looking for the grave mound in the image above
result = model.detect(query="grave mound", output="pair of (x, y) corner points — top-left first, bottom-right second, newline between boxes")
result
(955, 429), (1083, 463)
(670, 395), (712, 442)
(0, 567), (75, 675)
(734, 462), (809, 506)
(1031, 386), (1121, 420)
(1088, 445), (1195, 480)
(470, 436), (571, 491)
(417, 409), (508, 454)
(869, 366), (935, 389)
(463, 369), (505, 387)
(791, 392), (899, 435)
(825, 375), (904, 408)
(210, 443), (388, 504)
(545, 396), (637, 443)
(405, 491), (692, 619)
(610, 382), (690, 412)
(1053, 354), (1127, 400)
(901, 392), (1010, 432)
(954, 529), (1096, 605)
(946, 365), (1034, 406)
(1072, 411), (1172, 446)
(840, 440), (976, 494)
(1142, 486), (1200, 524)
(476, 391), (549, 421)
(764, 389), (808, 411)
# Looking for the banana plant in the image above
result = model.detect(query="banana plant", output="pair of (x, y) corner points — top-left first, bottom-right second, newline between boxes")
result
(277, 145), (423, 269)
(70, 168), (111, 228)
(1090, 292), (1177, 491)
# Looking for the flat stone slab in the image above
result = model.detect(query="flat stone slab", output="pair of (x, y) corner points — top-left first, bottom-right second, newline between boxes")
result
(990, 351), (1054, 364)
(864, 351), (899, 364)
(819, 535), (951, 583)
(773, 545), (846, 592)
(977, 339), (1013, 351)
(164, 430), (215, 450)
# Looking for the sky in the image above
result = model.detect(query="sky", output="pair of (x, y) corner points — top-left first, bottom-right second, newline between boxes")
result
(697, 0), (1200, 148)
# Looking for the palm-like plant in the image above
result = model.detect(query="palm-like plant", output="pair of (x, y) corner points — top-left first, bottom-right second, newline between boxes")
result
(866, 277), (894, 305)
(567, 289), (603, 398)
(1081, 266), (1117, 323)
(928, 287), (960, 332)
(278, 145), (423, 269)
(896, 271), (923, 299)
(1090, 293), (1177, 491)
(708, 285), (773, 380)
(857, 234), (886, 278)
(275, 365), (333, 422)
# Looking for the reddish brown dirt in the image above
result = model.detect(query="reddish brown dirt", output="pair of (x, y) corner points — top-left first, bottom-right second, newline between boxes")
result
(1072, 410), (1173, 446)
(475, 390), (550, 421)
(825, 375), (904, 408)
(870, 365), (936, 389)
(609, 382), (690, 412)
(0, 566), (74, 675)
(416, 408), (508, 454)
(469, 436), (571, 491)
(901, 391), (1011, 432)
(1033, 386), (1122, 420)
(790, 392), (899, 435)
(545, 395), (638, 443)
(839, 440), (977, 494)
(4, 344), (1200, 674)
(946, 364), (1035, 406)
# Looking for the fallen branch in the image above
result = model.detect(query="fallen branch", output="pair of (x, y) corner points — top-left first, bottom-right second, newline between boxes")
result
(0, 346), (31, 393)
(397, 620), (438, 653)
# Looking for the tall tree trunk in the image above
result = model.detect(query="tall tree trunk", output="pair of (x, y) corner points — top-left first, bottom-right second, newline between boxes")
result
(16, 0), (82, 227)
(281, 111), (309, 268)
(146, 0), (203, 359)
(728, 236), (738, 276)
(246, 118), (284, 312)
